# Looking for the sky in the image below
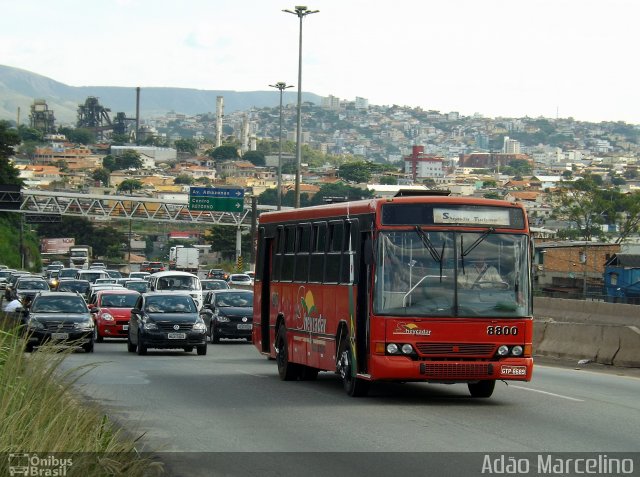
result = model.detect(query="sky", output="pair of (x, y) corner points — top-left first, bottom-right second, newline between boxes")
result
(2, 0), (639, 124)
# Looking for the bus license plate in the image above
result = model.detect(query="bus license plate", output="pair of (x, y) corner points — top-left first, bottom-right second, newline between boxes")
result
(51, 333), (69, 340)
(501, 365), (526, 376)
(237, 324), (252, 330)
(168, 332), (186, 339)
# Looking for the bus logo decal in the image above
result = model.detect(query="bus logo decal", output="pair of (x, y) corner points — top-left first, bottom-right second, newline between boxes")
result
(298, 289), (327, 334)
(395, 322), (432, 336)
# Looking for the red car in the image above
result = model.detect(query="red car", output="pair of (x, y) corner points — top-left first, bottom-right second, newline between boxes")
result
(89, 289), (141, 341)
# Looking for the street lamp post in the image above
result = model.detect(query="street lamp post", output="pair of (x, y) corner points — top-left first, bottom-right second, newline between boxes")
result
(269, 81), (293, 210)
(283, 5), (319, 208)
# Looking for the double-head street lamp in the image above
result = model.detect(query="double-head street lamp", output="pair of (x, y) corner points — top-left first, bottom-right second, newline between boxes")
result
(283, 5), (319, 208)
(269, 81), (293, 210)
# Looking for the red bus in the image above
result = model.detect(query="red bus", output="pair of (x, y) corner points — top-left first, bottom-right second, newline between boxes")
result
(252, 192), (533, 397)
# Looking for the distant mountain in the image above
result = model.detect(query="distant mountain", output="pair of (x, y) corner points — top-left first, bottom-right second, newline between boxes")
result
(0, 64), (320, 125)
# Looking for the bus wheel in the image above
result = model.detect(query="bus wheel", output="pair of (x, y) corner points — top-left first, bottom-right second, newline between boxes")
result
(275, 326), (301, 381)
(337, 340), (370, 397)
(468, 380), (495, 398)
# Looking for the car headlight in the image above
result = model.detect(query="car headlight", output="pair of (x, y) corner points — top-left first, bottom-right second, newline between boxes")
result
(143, 321), (158, 330)
(193, 321), (206, 332)
(101, 313), (114, 322)
(216, 315), (230, 322)
(27, 318), (45, 330)
(74, 319), (94, 331)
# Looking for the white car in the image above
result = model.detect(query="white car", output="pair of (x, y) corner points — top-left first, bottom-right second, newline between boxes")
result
(228, 273), (253, 288)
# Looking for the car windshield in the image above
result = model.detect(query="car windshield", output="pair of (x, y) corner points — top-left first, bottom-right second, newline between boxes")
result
(202, 280), (228, 290)
(126, 282), (148, 292)
(57, 282), (90, 293)
(31, 297), (87, 313)
(79, 272), (106, 283)
(156, 276), (198, 290)
(231, 275), (250, 282)
(374, 230), (531, 318)
(101, 294), (138, 308)
(144, 296), (196, 313)
(215, 292), (253, 308)
(18, 280), (49, 290)
(58, 269), (77, 278)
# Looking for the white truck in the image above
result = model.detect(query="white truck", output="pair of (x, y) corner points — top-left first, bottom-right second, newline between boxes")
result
(169, 246), (199, 274)
(68, 245), (92, 269)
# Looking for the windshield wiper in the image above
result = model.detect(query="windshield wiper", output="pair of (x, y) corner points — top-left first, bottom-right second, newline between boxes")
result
(415, 226), (446, 281)
(459, 227), (495, 273)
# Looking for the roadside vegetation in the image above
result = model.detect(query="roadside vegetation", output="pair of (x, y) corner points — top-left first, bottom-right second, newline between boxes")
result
(0, 322), (163, 476)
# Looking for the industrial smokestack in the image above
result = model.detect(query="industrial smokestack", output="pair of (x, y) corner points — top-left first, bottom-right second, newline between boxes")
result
(216, 96), (224, 147)
(241, 114), (250, 153)
(135, 87), (141, 145)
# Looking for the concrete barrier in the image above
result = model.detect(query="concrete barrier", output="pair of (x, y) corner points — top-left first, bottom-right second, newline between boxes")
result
(533, 297), (640, 367)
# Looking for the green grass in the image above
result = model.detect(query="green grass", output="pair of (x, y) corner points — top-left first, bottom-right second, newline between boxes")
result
(0, 319), (164, 476)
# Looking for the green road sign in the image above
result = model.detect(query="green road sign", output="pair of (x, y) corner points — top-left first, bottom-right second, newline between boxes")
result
(189, 196), (244, 212)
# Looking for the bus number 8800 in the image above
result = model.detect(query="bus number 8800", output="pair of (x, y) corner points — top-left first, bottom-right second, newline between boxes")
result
(487, 326), (518, 336)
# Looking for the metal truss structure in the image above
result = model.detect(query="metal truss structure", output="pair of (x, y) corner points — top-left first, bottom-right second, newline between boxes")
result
(3, 190), (271, 228)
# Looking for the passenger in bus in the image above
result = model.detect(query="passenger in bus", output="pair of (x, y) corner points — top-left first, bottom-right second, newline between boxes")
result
(458, 256), (506, 289)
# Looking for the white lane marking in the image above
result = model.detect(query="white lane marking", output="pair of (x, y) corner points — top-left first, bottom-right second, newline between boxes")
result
(510, 385), (584, 402)
(237, 369), (269, 378)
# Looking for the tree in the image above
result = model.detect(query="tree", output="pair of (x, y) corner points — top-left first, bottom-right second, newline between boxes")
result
(554, 176), (609, 241)
(208, 145), (239, 161)
(308, 183), (373, 206)
(102, 150), (143, 172)
(174, 138), (198, 154)
(17, 125), (43, 143)
(204, 225), (252, 260)
(174, 174), (194, 185)
(379, 175), (398, 185)
(0, 121), (23, 186)
(58, 127), (95, 145)
(37, 216), (125, 258)
(242, 150), (266, 166)
(52, 160), (70, 172)
(339, 161), (372, 183)
(117, 179), (143, 195)
(92, 167), (111, 186)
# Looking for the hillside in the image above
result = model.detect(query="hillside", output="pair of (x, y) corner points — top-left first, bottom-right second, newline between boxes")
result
(0, 64), (320, 125)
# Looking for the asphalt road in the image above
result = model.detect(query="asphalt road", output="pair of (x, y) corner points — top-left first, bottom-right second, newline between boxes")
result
(58, 340), (640, 476)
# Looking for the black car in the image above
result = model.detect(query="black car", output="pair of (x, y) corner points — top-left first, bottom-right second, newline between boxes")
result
(55, 279), (92, 299)
(128, 292), (207, 355)
(23, 291), (95, 353)
(200, 289), (254, 343)
(206, 269), (228, 280)
(14, 276), (50, 303)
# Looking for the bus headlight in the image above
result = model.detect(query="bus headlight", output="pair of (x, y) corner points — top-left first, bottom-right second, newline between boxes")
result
(401, 344), (414, 355)
(497, 345), (510, 356)
(511, 345), (523, 356)
(386, 343), (399, 354)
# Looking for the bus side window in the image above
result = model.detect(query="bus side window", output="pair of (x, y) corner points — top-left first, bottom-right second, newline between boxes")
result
(309, 222), (327, 283)
(295, 223), (311, 282)
(326, 221), (343, 283)
(341, 220), (359, 284)
(281, 225), (296, 282)
(273, 226), (284, 281)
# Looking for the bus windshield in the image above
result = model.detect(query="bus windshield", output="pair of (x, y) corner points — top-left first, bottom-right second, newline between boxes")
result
(374, 230), (531, 318)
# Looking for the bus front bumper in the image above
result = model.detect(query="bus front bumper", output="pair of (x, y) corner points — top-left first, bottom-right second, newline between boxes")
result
(369, 355), (533, 382)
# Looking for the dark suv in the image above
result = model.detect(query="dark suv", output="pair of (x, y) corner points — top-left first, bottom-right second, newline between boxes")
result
(24, 291), (95, 352)
(128, 292), (207, 355)
(207, 269), (228, 280)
